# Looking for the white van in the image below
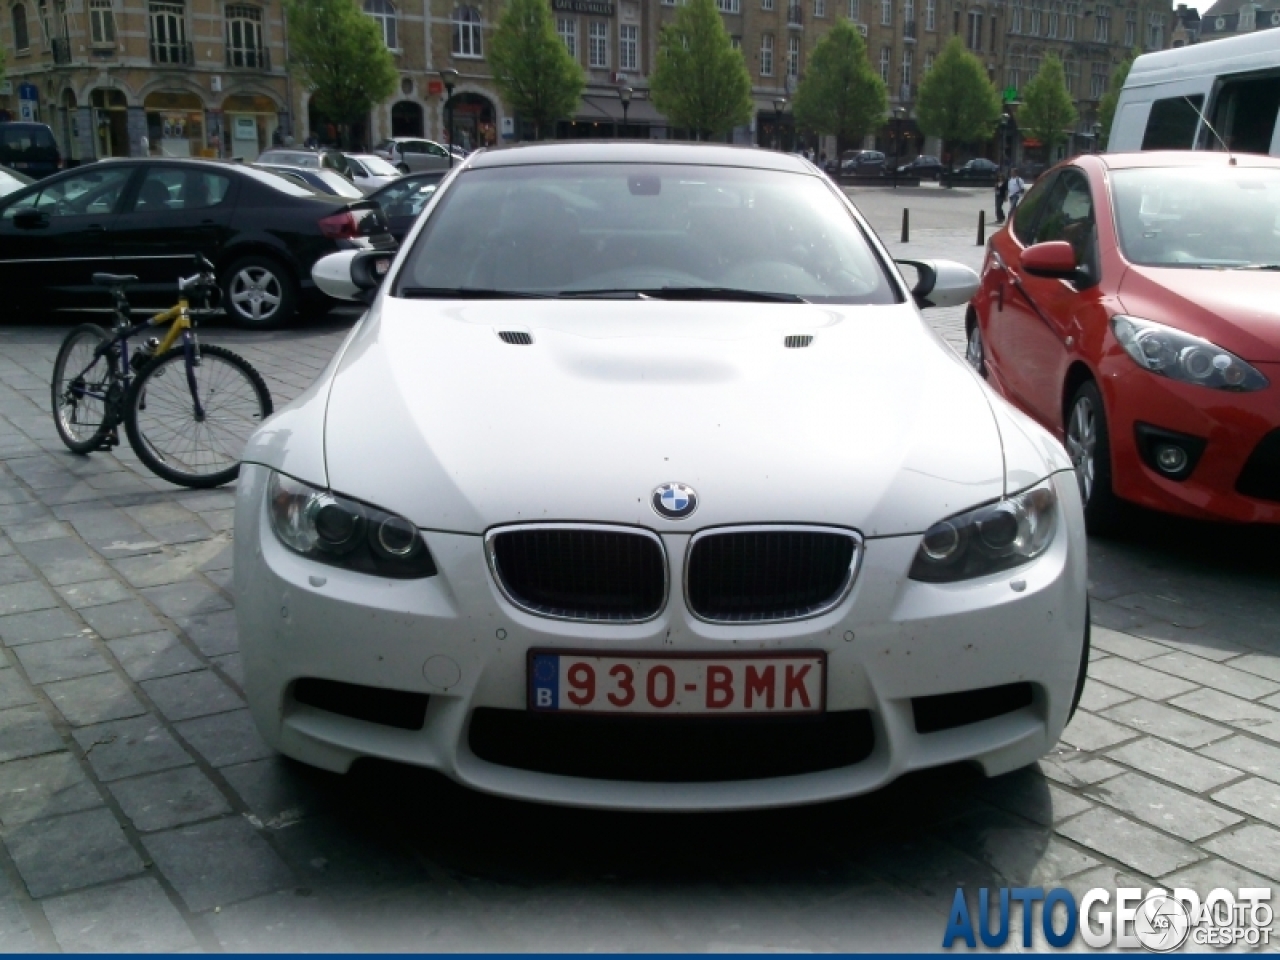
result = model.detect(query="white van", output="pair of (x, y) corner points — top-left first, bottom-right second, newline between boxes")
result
(1107, 30), (1280, 154)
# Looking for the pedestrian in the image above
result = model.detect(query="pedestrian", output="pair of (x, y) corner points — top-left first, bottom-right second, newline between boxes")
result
(1007, 167), (1027, 212)
(994, 170), (1008, 223)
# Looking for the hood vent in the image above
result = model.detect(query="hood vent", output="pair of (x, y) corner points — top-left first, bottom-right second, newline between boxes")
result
(498, 330), (534, 345)
(784, 335), (814, 349)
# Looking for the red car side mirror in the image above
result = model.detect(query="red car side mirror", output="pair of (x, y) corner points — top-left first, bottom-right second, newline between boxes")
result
(1022, 241), (1078, 278)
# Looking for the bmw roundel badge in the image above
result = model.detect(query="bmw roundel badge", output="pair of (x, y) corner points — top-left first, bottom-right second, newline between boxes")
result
(652, 482), (698, 520)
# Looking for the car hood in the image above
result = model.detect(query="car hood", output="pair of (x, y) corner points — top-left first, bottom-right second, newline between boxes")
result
(321, 298), (1012, 537)
(1119, 266), (1280, 363)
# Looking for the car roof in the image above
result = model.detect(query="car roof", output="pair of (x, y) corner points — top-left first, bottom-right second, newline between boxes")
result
(1097, 150), (1280, 171)
(469, 141), (813, 173)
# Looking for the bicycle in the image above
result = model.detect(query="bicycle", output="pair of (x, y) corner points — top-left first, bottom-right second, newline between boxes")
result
(50, 254), (273, 489)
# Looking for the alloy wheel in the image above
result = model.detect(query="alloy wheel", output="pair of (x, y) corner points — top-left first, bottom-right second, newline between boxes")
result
(229, 267), (283, 324)
(1065, 395), (1097, 504)
(965, 324), (986, 377)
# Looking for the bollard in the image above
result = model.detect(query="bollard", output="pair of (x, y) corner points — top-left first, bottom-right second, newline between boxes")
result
(901, 208), (910, 243)
(976, 209), (985, 246)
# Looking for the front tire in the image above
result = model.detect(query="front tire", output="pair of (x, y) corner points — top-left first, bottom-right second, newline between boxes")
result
(124, 344), (272, 488)
(51, 324), (115, 454)
(222, 256), (297, 329)
(1065, 381), (1123, 534)
(965, 319), (987, 378)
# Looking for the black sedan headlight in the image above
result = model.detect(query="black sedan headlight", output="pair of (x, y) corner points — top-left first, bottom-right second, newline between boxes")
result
(267, 471), (437, 579)
(1111, 315), (1268, 392)
(909, 482), (1057, 583)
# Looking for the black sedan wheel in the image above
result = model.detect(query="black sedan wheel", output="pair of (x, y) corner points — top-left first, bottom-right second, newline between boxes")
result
(222, 256), (297, 329)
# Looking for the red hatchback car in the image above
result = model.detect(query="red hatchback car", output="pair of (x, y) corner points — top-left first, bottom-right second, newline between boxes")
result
(968, 151), (1280, 531)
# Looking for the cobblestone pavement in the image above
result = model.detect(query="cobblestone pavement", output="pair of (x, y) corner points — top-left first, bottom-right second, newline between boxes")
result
(0, 218), (1278, 951)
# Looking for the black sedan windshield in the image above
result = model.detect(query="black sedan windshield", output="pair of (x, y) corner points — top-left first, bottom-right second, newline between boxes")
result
(395, 163), (898, 304)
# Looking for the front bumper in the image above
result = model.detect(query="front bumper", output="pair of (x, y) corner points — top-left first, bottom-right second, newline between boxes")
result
(1100, 356), (1280, 524)
(234, 464), (1088, 811)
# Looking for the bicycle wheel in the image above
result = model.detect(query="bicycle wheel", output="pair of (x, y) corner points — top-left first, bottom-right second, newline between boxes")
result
(51, 324), (117, 454)
(124, 343), (272, 488)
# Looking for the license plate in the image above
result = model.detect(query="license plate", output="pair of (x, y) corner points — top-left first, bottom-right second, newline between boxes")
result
(528, 651), (825, 716)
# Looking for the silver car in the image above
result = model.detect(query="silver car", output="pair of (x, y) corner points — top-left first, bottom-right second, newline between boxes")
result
(373, 137), (459, 173)
(344, 153), (402, 195)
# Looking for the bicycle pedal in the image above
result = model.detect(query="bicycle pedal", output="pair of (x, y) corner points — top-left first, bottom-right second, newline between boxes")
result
(95, 430), (120, 451)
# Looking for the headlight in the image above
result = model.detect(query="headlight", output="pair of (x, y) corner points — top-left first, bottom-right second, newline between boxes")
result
(1111, 315), (1268, 392)
(909, 482), (1057, 583)
(266, 471), (437, 579)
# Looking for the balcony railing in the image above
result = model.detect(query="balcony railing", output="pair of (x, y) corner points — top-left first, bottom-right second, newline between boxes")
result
(226, 46), (270, 69)
(903, 18), (917, 37)
(787, 3), (803, 25)
(52, 37), (72, 64)
(150, 39), (194, 65)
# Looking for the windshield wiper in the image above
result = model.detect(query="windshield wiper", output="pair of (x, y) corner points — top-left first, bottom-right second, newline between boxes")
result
(1230, 263), (1280, 271)
(398, 287), (553, 299)
(556, 289), (647, 299)
(647, 287), (808, 303)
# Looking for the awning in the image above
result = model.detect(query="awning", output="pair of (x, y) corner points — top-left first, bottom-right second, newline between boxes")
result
(576, 92), (666, 125)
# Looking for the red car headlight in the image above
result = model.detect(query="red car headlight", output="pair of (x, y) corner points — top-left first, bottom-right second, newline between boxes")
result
(1111, 315), (1269, 392)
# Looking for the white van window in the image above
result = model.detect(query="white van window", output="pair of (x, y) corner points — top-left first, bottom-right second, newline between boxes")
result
(1208, 76), (1280, 155)
(1141, 95), (1203, 150)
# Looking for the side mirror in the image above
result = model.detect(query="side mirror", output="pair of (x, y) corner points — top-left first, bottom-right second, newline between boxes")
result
(896, 258), (980, 310)
(13, 208), (46, 229)
(311, 249), (395, 304)
(1021, 241), (1078, 278)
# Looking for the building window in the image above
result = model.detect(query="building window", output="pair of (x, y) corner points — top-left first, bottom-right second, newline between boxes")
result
(588, 19), (608, 67)
(903, 0), (912, 22)
(880, 0), (891, 23)
(365, 0), (396, 48)
(1064, 57), (1078, 93)
(730, 33), (741, 48)
(1093, 4), (1109, 41)
(1046, 2), (1058, 36)
(787, 0), (801, 23)
(1238, 3), (1255, 30)
(760, 31), (773, 74)
(718, 0), (740, 11)
(1029, 0), (1040, 34)
(1028, 52), (1040, 76)
(1007, 52), (1020, 89)
(814, 0), (825, 16)
(879, 44), (890, 81)
(1010, 0), (1021, 33)
(848, 0), (858, 17)
(89, 0), (115, 44)
(1148, 11), (1163, 46)
(762, 0), (772, 9)
(1123, 7), (1135, 44)
(787, 33), (800, 75)
(225, 5), (262, 65)
(967, 9), (982, 48)
(1090, 60), (1106, 98)
(452, 4), (481, 57)
(557, 16), (576, 57)
(11, 1), (28, 48)
(149, 1), (187, 62)
(901, 44), (912, 87)
(1065, 1), (1076, 38)
(923, 50), (934, 73)
(925, 0), (935, 30)
(619, 22), (637, 69)
(36, 0), (48, 44)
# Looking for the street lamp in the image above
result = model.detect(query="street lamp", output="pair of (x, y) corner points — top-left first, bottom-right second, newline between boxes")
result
(1092, 120), (1103, 153)
(619, 86), (632, 139)
(998, 111), (1010, 171)
(892, 105), (904, 189)
(439, 67), (459, 166)
(773, 97), (787, 151)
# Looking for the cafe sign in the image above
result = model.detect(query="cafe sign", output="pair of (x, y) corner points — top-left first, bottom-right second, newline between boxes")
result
(551, 0), (615, 15)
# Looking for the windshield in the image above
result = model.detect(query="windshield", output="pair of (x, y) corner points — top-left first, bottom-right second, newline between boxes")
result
(376, 178), (438, 216)
(394, 163), (897, 303)
(263, 150), (319, 168)
(315, 169), (365, 198)
(1112, 167), (1280, 268)
(239, 166), (319, 198)
(356, 155), (398, 176)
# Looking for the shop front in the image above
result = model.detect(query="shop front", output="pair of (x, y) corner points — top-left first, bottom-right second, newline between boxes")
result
(222, 93), (279, 161)
(144, 91), (206, 157)
(92, 88), (129, 158)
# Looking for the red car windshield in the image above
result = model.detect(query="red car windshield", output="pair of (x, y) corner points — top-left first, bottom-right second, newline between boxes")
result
(1111, 166), (1280, 269)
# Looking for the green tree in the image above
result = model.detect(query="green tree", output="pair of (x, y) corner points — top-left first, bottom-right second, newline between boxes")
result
(650, 0), (753, 140)
(1019, 54), (1079, 157)
(284, 0), (397, 147)
(1097, 49), (1138, 149)
(791, 20), (887, 158)
(915, 36), (1002, 168)
(488, 0), (585, 139)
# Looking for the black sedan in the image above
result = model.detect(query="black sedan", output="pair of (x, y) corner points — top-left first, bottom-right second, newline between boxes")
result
(896, 155), (943, 180)
(0, 158), (394, 327)
(948, 157), (999, 180)
(367, 170), (444, 243)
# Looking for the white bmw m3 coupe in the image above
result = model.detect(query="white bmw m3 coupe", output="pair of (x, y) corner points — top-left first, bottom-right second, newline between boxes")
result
(234, 142), (1089, 811)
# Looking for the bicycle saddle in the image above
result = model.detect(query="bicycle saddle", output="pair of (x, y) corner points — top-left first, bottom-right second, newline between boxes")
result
(92, 273), (139, 288)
